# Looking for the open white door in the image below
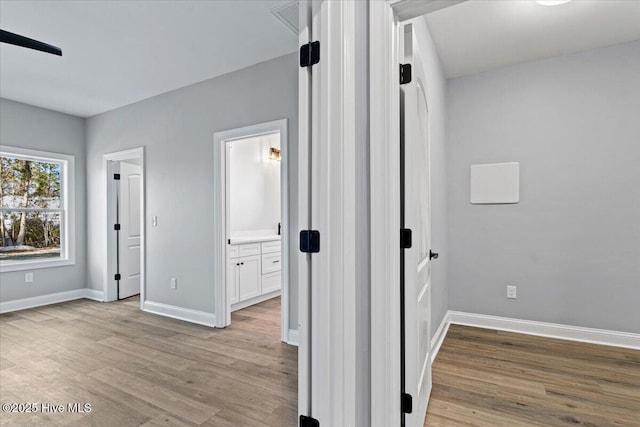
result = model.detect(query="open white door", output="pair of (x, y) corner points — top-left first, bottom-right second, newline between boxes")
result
(117, 161), (142, 299)
(400, 23), (433, 427)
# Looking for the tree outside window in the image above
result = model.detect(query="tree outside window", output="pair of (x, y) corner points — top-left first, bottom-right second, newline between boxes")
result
(0, 148), (74, 269)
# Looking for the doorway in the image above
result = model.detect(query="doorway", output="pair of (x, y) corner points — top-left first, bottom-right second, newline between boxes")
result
(213, 119), (290, 343)
(104, 147), (145, 306)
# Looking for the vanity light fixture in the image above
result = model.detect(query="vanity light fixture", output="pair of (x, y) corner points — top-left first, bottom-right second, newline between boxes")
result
(536, 0), (572, 5)
(269, 147), (281, 161)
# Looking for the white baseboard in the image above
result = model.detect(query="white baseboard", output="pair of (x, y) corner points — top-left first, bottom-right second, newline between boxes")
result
(287, 329), (299, 346)
(83, 288), (105, 302)
(142, 300), (216, 327)
(448, 311), (640, 351)
(430, 314), (451, 364)
(231, 290), (281, 313)
(0, 288), (104, 314)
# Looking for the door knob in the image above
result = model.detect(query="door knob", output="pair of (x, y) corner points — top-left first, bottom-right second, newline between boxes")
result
(429, 250), (439, 260)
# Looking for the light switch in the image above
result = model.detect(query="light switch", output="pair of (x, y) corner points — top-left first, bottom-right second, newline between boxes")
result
(152, 216), (158, 227)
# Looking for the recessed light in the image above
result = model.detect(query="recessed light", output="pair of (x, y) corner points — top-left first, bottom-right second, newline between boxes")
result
(536, 0), (572, 5)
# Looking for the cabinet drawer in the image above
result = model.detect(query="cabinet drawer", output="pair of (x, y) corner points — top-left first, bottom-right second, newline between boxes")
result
(238, 243), (260, 257)
(261, 252), (281, 274)
(228, 244), (239, 259)
(261, 240), (281, 254)
(262, 271), (281, 294)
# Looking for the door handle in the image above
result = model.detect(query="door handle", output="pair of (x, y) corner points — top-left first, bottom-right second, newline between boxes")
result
(429, 250), (439, 260)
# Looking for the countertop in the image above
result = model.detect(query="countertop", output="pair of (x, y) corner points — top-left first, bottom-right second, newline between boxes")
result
(229, 235), (281, 245)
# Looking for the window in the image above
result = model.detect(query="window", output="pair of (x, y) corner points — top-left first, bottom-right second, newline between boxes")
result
(0, 146), (75, 272)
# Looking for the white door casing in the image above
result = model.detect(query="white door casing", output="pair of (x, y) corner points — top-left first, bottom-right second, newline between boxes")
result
(401, 23), (433, 427)
(298, 0), (359, 424)
(117, 161), (142, 300)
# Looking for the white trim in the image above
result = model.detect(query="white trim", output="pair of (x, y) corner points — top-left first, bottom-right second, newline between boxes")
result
(230, 290), (281, 312)
(213, 119), (289, 344)
(370, 2), (401, 425)
(0, 146), (76, 273)
(83, 288), (105, 302)
(297, 0), (312, 419)
(389, 0), (467, 21)
(0, 288), (104, 313)
(287, 329), (299, 346)
(430, 314), (451, 364)
(448, 311), (640, 351)
(142, 300), (216, 328)
(103, 147), (145, 310)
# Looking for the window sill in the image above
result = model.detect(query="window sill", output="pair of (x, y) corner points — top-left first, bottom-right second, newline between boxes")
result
(0, 258), (76, 273)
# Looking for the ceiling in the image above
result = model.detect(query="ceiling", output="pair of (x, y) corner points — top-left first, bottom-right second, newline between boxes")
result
(0, 1), (298, 117)
(425, 0), (640, 79)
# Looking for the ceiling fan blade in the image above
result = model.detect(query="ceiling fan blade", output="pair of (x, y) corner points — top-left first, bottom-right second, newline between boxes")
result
(0, 29), (62, 56)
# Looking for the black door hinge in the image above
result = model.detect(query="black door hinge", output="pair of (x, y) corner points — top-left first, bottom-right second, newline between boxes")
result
(114, 273), (121, 281)
(114, 224), (121, 231)
(400, 228), (412, 249)
(401, 392), (413, 414)
(114, 173), (121, 180)
(300, 41), (320, 67)
(300, 230), (320, 253)
(300, 415), (320, 427)
(400, 63), (412, 85)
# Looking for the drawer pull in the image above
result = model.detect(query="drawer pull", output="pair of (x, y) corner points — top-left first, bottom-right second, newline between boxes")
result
(272, 260), (280, 263)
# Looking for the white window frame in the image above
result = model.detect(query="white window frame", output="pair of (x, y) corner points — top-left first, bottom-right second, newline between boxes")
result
(0, 146), (76, 272)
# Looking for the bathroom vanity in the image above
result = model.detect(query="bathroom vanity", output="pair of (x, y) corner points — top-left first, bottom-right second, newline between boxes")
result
(227, 235), (281, 311)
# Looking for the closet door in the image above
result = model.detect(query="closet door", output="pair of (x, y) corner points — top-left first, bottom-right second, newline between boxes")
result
(238, 255), (261, 301)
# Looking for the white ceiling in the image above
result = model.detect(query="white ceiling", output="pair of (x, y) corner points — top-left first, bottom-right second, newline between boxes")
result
(0, 1), (298, 117)
(425, 0), (640, 79)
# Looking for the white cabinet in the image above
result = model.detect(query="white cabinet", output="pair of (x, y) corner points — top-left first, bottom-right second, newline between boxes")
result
(262, 252), (281, 275)
(238, 255), (261, 301)
(228, 239), (281, 311)
(227, 257), (239, 304)
(262, 271), (281, 294)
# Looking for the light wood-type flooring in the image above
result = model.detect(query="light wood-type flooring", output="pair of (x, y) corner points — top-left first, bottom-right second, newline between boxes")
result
(424, 324), (640, 426)
(0, 295), (296, 426)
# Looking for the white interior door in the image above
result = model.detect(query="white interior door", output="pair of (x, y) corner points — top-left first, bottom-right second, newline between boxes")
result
(401, 23), (433, 427)
(118, 161), (142, 299)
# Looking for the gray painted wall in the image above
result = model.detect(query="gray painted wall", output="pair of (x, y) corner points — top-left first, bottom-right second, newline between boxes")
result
(446, 40), (640, 334)
(0, 98), (87, 301)
(411, 17), (450, 338)
(86, 53), (299, 329)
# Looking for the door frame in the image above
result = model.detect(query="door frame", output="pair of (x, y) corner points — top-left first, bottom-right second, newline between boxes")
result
(369, 1), (467, 425)
(212, 119), (290, 343)
(103, 147), (146, 307)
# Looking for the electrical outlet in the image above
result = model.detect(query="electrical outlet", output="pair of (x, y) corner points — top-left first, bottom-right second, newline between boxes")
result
(170, 277), (177, 290)
(152, 216), (158, 227)
(24, 272), (34, 283)
(507, 285), (517, 299)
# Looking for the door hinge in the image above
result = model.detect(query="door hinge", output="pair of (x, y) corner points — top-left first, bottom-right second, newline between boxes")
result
(299, 230), (320, 253)
(299, 415), (320, 427)
(401, 392), (413, 414)
(114, 173), (121, 180)
(300, 41), (320, 67)
(400, 63), (412, 85)
(114, 273), (121, 281)
(114, 224), (121, 231)
(400, 228), (412, 249)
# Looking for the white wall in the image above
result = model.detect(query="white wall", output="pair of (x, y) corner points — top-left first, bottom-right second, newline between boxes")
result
(86, 53), (299, 328)
(0, 99), (87, 302)
(446, 40), (640, 333)
(410, 17), (450, 338)
(229, 133), (281, 235)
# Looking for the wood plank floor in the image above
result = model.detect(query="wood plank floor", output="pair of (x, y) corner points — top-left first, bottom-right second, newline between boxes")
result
(0, 296), (297, 426)
(424, 324), (640, 426)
